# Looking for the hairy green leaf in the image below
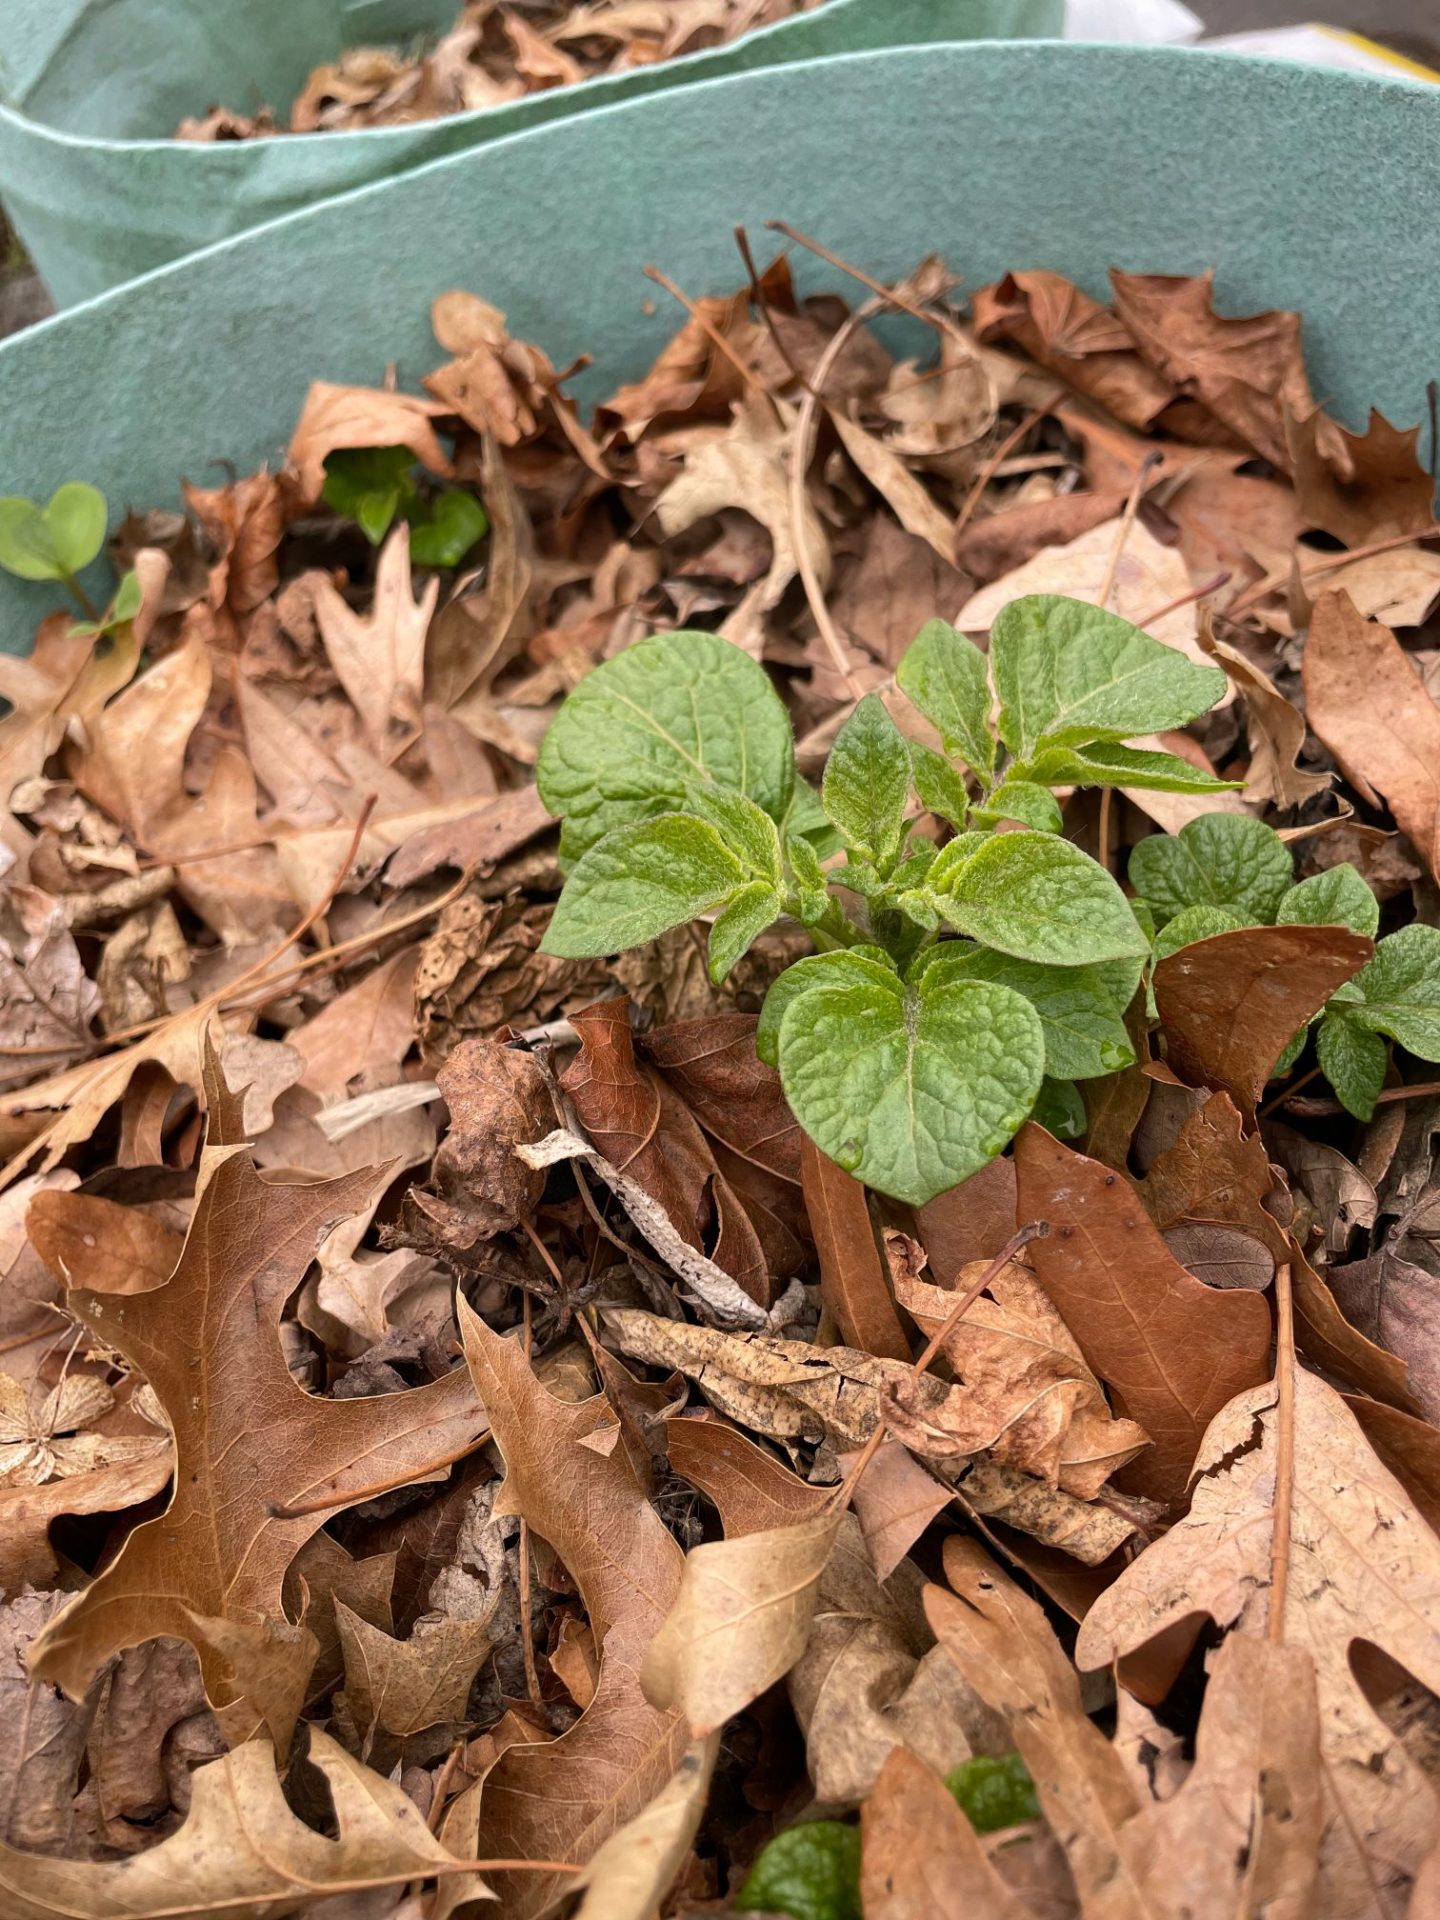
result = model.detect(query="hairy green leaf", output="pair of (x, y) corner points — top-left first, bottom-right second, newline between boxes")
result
(991, 595), (1227, 758)
(1128, 814), (1293, 929)
(541, 814), (744, 958)
(1033, 1075), (1087, 1140)
(929, 832), (1150, 967)
(756, 948), (897, 1068)
(778, 957), (1045, 1204)
(923, 945), (1135, 1081)
(1017, 740), (1241, 796)
(684, 785), (783, 884)
(1150, 902), (1252, 964)
(822, 694), (911, 870)
(738, 1821), (861, 1920)
(784, 833), (830, 923)
(945, 1753), (1041, 1834)
(896, 619), (995, 777)
(1347, 925), (1440, 1061)
(909, 742), (972, 830)
(1276, 864), (1380, 939)
(969, 780), (1063, 833)
(708, 881), (783, 983)
(537, 631), (795, 863)
(1317, 1010), (1389, 1121)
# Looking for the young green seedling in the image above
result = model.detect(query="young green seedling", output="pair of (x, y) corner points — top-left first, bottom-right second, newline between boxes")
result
(1130, 811), (1440, 1119)
(321, 445), (489, 568)
(538, 595), (1236, 1204)
(0, 481), (140, 635)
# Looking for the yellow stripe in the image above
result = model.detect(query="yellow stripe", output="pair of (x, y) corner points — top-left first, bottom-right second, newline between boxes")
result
(1316, 26), (1440, 83)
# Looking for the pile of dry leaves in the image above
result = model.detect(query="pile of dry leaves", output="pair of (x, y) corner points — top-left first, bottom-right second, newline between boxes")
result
(2, 225), (1440, 1920)
(177, 0), (824, 140)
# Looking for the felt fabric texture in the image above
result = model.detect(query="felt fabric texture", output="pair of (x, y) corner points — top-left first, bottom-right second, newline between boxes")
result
(0, 39), (1433, 651)
(0, 0), (1062, 307)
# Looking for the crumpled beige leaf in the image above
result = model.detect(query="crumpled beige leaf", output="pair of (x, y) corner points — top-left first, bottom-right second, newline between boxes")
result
(655, 395), (829, 611)
(0, 1727), (477, 1919)
(889, 1249), (1149, 1498)
(286, 380), (453, 506)
(1077, 1368), (1440, 1913)
(315, 526), (440, 760)
(0, 886), (101, 1091)
(335, 1598), (493, 1741)
(642, 1509), (841, 1737)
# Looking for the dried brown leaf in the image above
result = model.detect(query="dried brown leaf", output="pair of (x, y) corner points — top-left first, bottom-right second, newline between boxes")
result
(803, 1136), (909, 1360)
(861, 1746), (1032, 1920)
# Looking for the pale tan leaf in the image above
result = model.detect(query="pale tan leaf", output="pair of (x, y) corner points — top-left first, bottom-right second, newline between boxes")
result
(572, 1732), (719, 1920)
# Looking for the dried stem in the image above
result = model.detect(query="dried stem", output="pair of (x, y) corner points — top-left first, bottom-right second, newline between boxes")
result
(518, 1285), (546, 1716)
(1098, 451), (1162, 611)
(1269, 1261), (1295, 1640)
(643, 263), (784, 428)
(1136, 570), (1232, 629)
(734, 223), (813, 395)
(953, 405), (1052, 544)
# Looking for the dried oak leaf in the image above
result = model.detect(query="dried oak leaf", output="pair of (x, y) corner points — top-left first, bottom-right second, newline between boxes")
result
(1285, 403), (1436, 547)
(184, 471), (285, 621)
(314, 525), (439, 761)
(1199, 623), (1331, 809)
(928, 1537), (1323, 1920)
(1013, 1126), (1272, 1507)
(1153, 922), (1373, 1116)
(25, 1049), (487, 1749)
(455, 1297), (687, 1920)
(562, 999), (776, 1308)
(861, 1747), (1032, 1920)
(335, 1598), (493, 1741)
(0, 1727), (473, 1919)
(410, 1035), (554, 1252)
(571, 1732), (719, 1920)
(1077, 1365), (1440, 1914)
(1304, 589), (1440, 882)
(973, 268), (1176, 431)
(0, 886), (101, 1091)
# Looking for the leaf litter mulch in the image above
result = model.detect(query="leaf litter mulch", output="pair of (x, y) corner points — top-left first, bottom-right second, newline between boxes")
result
(176, 0), (828, 140)
(2, 226), (1440, 1920)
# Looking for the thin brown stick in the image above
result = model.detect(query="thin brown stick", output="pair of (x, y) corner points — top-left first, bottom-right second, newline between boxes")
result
(1269, 1261), (1295, 1640)
(1098, 451), (1162, 611)
(267, 1432), (484, 1520)
(766, 219), (940, 327)
(953, 405), (1051, 544)
(1097, 787), (1113, 877)
(830, 1221), (1047, 1510)
(1135, 570), (1232, 629)
(1299, 521), (1440, 579)
(1281, 1076), (1440, 1118)
(1258, 1063), (1324, 1119)
(644, 263), (784, 428)
(517, 1286), (546, 1717)
(426, 1739), (466, 1836)
(734, 223), (813, 395)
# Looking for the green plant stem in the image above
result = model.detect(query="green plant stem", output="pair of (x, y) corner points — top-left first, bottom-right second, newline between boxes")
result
(60, 569), (100, 621)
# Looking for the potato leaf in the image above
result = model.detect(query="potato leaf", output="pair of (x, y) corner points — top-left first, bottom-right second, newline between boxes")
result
(1017, 739), (1241, 795)
(776, 953), (1045, 1205)
(1277, 863), (1380, 938)
(968, 779), (1062, 832)
(1316, 1010), (1389, 1122)
(1345, 924), (1440, 1060)
(541, 814), (747, 958)
(1129, 812), (1294, 928)
(822, 693), (911, 870)
(990, 594), (1227, 757)
(896, 619), (995, 778)
(927, 831), (1150, 967)
(536, 629), (795, 862)
(920, 946), (1136, 1081)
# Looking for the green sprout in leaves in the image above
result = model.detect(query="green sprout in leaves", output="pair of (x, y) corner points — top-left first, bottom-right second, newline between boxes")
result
(0, 481), (140, 636)
(538, 596), (1235, 1205)
(1129, 812), (1440, 1121)
(321, 445), (488, 568)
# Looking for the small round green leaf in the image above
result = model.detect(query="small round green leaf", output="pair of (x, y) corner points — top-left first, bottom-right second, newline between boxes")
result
(945, 1752), (1041, 1834)
(1128, 814), (1293, 929)
(778, 964), (1044, 1205)
(540, 813), (744, 959)
(0, 496), (63, 581)
(44, 482), (108, 576)
(737, 1821), (861, 1920)
(409, 489), (489, 569)
(1347, 924), (1440, 1060)
(111, 568), (143, 624)
(930, 832), (1150, 967)
(1151, 903), (1251, 964)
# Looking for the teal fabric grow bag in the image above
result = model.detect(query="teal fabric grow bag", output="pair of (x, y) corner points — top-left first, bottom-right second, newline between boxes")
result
(0, 0), (1062, 307)
(0, 40), (1436, 654)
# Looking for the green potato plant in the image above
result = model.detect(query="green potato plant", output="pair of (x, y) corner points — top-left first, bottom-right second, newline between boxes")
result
(1130, 812), (1440, 1120)
(321, 445), (489, 568)
(538, 596), (1238, 1205)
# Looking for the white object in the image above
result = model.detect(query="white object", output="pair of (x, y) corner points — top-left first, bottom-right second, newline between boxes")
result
(1203, 26), (1439, 83)
(1064, 0), (1202, 42)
